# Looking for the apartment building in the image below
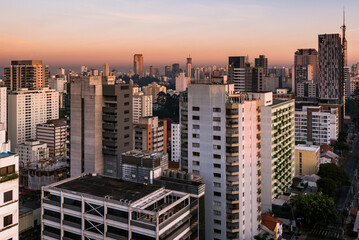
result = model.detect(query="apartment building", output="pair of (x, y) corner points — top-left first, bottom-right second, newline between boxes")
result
(15, 140), (49, 167)
(133, 91), (152, 123)
(171, 123), (181, 162)
(295, 145), (320, 176)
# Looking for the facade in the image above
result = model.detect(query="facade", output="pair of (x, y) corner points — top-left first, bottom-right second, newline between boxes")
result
(36, 119), (68, 158)
(295, 106), (339, 145)
(8, 88), (59, 151)
(255, 55), (268, 76)
(102, 63), (110, 77)
(134, 54), (143, 77)
(15, 140), (49, 167)
(119, 150), (168, 184)
(228, 56), (251, 92)
(133, 92), (152, 123)
(0, 87), (6, 130)
(248, 92), (295, 212)
(133, 116), (167, 153)
(181, 84), (261, 240)
(142, 83), (166, 102)
(70, 76), (133, 177)
(176, 72), (190, 92)
(186, 56), (192, 78)
(171, 123), (181, 162)
(42, 174), (203, 240)
(263, 74), (279, 92)
(3, 60), (49, 91)
(295, 145), (320, 176)
(318, 34), (344, 104)
(0, 126), (19, 240)
(49, 76), (67, 109)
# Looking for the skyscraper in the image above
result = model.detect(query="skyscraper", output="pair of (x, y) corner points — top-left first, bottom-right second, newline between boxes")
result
(255, 55), (268, 76)
(70, 76), (133, 177)
(0, 87), (7, 130)
(134, 54), (143, 77)
(164, 65), (171, 77)
(186, 55), (192, 78)
(4, 60), (49, 91)
(181, 84), (261, 240)
(102, 63), (110, 76)
(172, 63), (180, 78)
(228, 56), (252, 92)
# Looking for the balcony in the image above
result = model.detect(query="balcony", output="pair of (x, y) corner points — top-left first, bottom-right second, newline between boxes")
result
(0, 172), (18, 183)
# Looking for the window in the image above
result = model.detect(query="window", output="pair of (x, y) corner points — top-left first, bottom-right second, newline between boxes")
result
(213, 145), (221, 150)
(192, 116), (200, 120)
(4, 191), (12, 203)
(214, 229), (222, 234)
(213, 126), (221, 131)
(124, 94), (130, 98)
(193, 170), (200, 175)
(3, 214), (12, 227)
(213, 173), (221, 178)
(124, 126), (130, 130)
(214, 182), (221, 187)
(124, 110), (130, 114)
(213, 210), (221, 216)
(213, 154), (221, 159)
(213, 191), (221, 197)
(213, 136), (221, 140)
(192, 124), (200, 129)
(213, 108), (221, 113)
(193, 152), (200, 157)
(213, 117), (221, 122)
(124, 118), (130, 122)
(214, 219), (221, 225)
(124, 134), (129, 138)
(193, 161), (200, 166)
(192, 133), (200, 139)
(0, 165), (15, 176)
(124, 102), (130, 106)
(192, 106), (200, 111)
(213, 163), (221, 168)
(192, 142), (200, 148)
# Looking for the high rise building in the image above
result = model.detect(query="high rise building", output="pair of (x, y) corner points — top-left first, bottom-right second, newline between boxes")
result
(164, 65), (171, 77)
(0, 123), (19, 240)
(247, 92), (295, 212)
(176, 72), (190, 92)
(133, 91), (152, 123)
(181, 84), (261, 240)
(102, 63), (110, 76)
(295, 106), (339, 145)
(228, 56), (252, 92)
(134, 54), (143, 77)
(16, 140), (49, 167)
(171, 123), (181, 162)
(0, 87), (7, 130)
(3, 60), (49, 91)
(294, 49), (318, 99)
(255, 55), (268, 76)
(133, 116), (167, 153)
(344, 67), (351, 99)
(251, 67), (264, 92)
(8, 88), (59, 151)
(70, 76), (133, 177)
(142, 83), (166, 102)
(42, 173), (203, 240)
(186, 56), (192, 78)
(36, 119), (68, 159)
(172, 63), (180, 78)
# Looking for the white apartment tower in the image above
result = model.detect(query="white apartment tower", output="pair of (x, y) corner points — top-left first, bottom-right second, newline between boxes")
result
(0, 123), (19, 240)
(133, 91), (152, 123)
(248, 92), (295, 212)
(8, 88), (59, 151)
(0, 87), (6, 130)
(181, 84), (261, 240)
(171, 123), (181, 162)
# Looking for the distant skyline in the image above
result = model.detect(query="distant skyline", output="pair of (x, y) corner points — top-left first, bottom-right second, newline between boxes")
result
(1, 0), (359, 72)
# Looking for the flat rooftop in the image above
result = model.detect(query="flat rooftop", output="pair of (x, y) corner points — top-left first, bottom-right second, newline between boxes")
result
(55, 174), (161, 202)
(0, 152), (16, 159)
(122, 150), (165, 159)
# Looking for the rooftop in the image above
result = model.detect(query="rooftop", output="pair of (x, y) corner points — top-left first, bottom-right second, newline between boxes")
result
(121, 150), (165, 159)
(295, 144), (320, 152)
(0, 152), (16, 159)
(55, 174), (161, 203)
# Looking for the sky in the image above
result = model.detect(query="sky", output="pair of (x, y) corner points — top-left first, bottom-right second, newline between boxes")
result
(0, 0), (358, 72)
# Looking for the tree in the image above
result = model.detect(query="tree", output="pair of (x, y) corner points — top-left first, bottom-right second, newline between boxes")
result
(254, 232), (269, 240)
(294, 194), (337, 225)
(317, 163), (350, 185)
(316, 178), (337, 197)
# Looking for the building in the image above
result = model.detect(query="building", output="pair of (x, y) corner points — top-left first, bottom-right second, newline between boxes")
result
(181, 84), (261, 240)
(255, 55), (268, 76)
(186, 56), (192, 78)
(0, 87), (6, 130)
(3, 60), (49, 91)
(133, 116), (167, 153)
(36, 119), (69, 158)
(49, 76), (67, 108)
(102, 63), (110, 77)
(172, 63), (180, 78)
(248, 92), (295, 212)
(119, 150), (168, 184)
(171, 123), (181, 162)
(0, 124), (19, 240)
(42, 173), (203, 240)
(263, 73), (279, 92)
(295, 145), (320, 176)
(164, 65), (171, 78)
(133, 91), (152, 123)
(176, 72), (190, 92)
(134, 54), (143, 77)
(261, 214), (283, 240)
(228, 56), (252, 92)
(19, 160), (68, 190)
(142, 83), (166, 102)
(295, 106), (339, 145)
(19, 200), (41, 240)
(70, 76), (133, 177)
(8, 88), (59, 151)
(344, 67), (351, 99)
(15, 140), (49, 167)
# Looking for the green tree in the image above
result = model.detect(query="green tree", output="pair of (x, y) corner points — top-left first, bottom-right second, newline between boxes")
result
(317, 163), (350, 185)
(316, 178), (337, 197)
(254, 232), (269, 240)
(294, 194), (337, 225)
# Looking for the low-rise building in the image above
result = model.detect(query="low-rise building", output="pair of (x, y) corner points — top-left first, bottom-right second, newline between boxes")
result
(295, 144), (320, 176)
(42, 173), (203, 240)
(16, 140), (49, 167)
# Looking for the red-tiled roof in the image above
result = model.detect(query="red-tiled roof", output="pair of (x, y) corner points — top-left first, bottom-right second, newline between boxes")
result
(262, 214), (283, 231)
